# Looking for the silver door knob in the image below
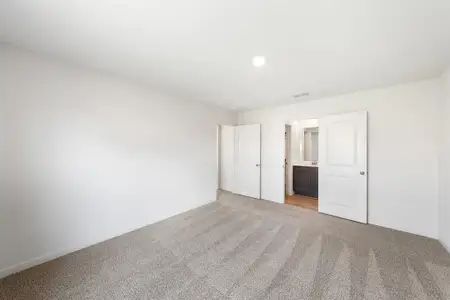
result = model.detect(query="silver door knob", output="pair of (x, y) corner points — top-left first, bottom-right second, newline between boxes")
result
(360, 171), (365, 175)
(256, 164), (260, 167)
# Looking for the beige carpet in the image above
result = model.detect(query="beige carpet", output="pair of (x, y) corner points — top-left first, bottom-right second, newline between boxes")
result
(1, 191), (450, 300)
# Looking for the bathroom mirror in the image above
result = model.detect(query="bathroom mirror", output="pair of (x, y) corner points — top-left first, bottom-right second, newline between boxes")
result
(303, 127), (318, 164)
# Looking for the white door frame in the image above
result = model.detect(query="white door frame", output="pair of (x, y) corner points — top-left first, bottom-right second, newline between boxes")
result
(285, 125), (293, 196)
(216, 125), (221, 195)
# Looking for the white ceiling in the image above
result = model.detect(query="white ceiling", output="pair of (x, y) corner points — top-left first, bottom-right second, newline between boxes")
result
(1, 0), (450, 110)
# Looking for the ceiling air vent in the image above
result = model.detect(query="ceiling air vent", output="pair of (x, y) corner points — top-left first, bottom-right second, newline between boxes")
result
(293, 92), (310, 98)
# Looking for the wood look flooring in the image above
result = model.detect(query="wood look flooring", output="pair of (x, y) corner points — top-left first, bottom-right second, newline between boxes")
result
(285, 194), (318, 211)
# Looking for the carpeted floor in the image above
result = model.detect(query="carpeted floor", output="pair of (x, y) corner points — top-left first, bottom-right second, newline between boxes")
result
(1, 192), (450, 300)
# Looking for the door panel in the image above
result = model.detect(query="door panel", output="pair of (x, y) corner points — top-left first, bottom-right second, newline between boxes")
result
(326, 123), (356, 165)
(234, 124), (261, 198)
(293, 166), (318, 198)
(318, 111), (367, 223)
(293, 167), (311, 195)
(260, 123), (286, 203)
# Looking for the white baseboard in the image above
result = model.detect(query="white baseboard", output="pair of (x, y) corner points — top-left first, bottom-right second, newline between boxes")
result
(0, 223), (155, 279)
(0, 223), (151, 279)
(441, 240), (450, 254)
(0, 245), (83, 280)
(0, 200), (213, 280)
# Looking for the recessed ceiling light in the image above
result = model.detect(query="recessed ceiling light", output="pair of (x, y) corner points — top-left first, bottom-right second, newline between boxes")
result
(252, 56), (266, 67)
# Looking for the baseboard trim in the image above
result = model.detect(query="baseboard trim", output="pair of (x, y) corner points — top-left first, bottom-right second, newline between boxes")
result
(0, 244), (84, 280)
(0, 199), (215, 280)
(0, 224), (154, 280)
(440, 240), (450, 254)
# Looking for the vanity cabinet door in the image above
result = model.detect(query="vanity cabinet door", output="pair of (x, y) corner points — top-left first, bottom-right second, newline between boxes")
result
(310, 167), (319, 198)
(293, 166), (311, 196)
(293, 166), (318, 198)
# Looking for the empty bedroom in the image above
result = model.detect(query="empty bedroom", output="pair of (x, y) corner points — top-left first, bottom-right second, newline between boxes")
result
(1, 1), (450, 299)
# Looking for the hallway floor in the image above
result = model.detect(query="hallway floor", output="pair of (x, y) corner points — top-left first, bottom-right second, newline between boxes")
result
(285, 194), (318, 211)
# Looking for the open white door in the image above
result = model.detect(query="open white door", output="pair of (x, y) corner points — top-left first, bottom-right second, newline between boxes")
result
(234, 124), (261, 198)
(318, 111), (367, 223)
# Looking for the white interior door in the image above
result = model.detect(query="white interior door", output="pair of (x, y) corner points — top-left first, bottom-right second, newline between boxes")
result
(220, 125), (235, 192)
(261, 123), (286, 203)
(234, 124), (261, 198)
(318, 111), (367, 223)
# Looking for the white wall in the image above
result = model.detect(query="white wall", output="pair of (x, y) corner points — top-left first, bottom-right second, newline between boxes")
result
(239, 79), (441, 238)
(0, 45), (236, 278)
(439, 69), (450, 251)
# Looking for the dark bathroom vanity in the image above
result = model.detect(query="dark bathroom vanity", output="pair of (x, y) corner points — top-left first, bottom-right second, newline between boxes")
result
(293, 165), (318, 198)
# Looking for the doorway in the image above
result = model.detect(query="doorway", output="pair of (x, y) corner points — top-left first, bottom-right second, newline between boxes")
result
(283, 112), (368, 223)
(218, 124), (261, 199)
(284, 120), (319, 211)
